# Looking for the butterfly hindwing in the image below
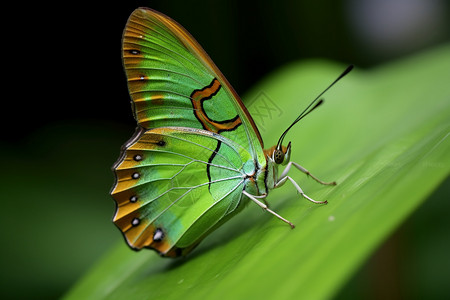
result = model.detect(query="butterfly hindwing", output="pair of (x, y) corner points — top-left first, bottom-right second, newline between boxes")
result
(111, 127), (254, 256)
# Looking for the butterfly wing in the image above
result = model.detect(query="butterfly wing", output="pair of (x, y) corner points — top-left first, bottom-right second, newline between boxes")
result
(122, 7), (264, 153)
(112, 127), (254, 256)
(112, 8), (266, 256)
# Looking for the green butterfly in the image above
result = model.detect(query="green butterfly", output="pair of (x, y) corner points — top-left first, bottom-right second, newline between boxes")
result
(111, 7), (351, 257)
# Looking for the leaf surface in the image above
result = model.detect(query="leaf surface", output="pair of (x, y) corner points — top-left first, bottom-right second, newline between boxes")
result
(64, 44), (450, 300)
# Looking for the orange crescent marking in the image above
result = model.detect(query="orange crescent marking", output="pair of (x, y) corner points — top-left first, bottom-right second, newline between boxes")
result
(191, 79), (242, 133)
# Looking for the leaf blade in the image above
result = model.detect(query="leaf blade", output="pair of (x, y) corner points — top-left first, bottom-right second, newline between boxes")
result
(64, 44), (450, 300)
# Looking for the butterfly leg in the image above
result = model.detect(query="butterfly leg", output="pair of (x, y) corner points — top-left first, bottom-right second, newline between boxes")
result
(279, 162), (336, 186)
(275, 176), (328, 204)
(248, 192), (271, 207)
(242, 190), (295, 229)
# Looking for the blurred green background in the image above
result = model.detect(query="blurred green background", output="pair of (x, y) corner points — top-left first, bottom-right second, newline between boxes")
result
(1, 0), (449, 299)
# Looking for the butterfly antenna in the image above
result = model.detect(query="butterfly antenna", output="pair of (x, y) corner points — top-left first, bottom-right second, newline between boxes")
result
(276, 65), (354, 148)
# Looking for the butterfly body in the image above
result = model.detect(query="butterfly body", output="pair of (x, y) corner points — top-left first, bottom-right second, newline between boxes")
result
(112, 7), (339, 257)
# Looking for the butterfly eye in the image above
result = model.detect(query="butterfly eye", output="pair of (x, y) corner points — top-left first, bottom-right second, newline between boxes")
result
(274, 149), (285, 164)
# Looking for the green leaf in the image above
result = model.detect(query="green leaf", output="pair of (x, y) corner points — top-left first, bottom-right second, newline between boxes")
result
(64, 44), (450, 300)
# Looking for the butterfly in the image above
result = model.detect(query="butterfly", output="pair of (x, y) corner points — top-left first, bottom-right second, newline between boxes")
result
(111, 7), (352, 257)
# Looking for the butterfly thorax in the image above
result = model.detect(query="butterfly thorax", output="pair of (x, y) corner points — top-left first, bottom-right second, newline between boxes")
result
(260, 152), (278, 192)
(261, 144), (291, 191)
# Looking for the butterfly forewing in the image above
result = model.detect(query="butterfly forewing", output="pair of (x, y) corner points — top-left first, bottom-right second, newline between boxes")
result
(122, 8), (264, 152)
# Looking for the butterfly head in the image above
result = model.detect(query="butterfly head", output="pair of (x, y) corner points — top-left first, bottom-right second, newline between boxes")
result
(272, 142), (291, 165)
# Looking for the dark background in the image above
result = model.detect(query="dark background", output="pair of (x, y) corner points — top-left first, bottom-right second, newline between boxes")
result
(4, 0), (449, 142)
(1, 0), (449, 299)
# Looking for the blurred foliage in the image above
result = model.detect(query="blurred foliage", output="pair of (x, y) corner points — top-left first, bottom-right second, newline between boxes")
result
(337, 178), (450, 299)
